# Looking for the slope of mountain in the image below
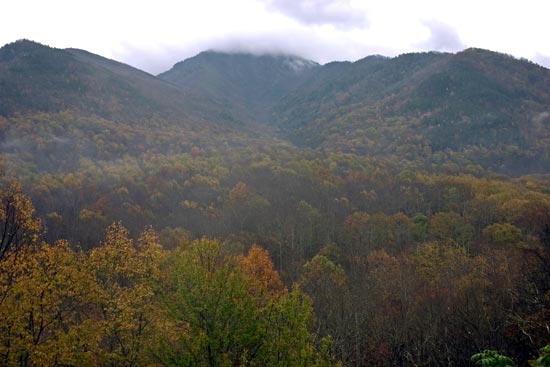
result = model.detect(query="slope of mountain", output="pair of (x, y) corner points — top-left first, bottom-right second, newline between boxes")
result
(159, 51), (319, 123)
(272, 52), (451, 130)
(270, 49), (550, 173)
(0, 40), (235, 128)
(0, 41), (282, 176)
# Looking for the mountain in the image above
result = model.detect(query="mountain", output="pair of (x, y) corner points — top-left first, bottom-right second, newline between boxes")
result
(159, 51), (319, 124)
(0, 41), (280, 175)
(1, 40), (549, 174)
(158, 47), (549, 173)
(0, 40), (235, 128)
(270, 49), (550, 173)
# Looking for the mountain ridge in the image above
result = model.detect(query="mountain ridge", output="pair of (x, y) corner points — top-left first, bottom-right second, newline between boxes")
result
(0, 39), (184, 121)
(0, 40), (239, 129)
(1, 39), (550, 174)
(269, 47), (550, 173)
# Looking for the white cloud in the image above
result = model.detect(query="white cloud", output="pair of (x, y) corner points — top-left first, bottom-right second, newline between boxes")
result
(533, 54), (550, 69)
(263, 0), (368, 29)
(419, 20), (465, 53)
(1, 0), (549, 72)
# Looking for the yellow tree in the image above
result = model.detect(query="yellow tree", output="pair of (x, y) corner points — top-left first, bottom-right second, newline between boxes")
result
(88, 223), (166, 367)
(0, 180), (41, 259)
(0, 241), (96, 367)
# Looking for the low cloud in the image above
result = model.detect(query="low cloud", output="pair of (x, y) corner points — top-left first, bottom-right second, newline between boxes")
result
(263, 0), (368, 29)
(113, 29), (384, 75)
(110, 45), (184, 76)
(533, 53), (550, 69)
(419, 20), (465, 52)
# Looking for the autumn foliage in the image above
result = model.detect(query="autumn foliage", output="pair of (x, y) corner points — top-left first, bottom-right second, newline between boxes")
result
(0, 183), (339, 366)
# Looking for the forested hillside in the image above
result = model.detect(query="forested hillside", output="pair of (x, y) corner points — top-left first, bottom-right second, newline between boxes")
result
(1, 39), (550, 366)
(271, 49), (550, 174)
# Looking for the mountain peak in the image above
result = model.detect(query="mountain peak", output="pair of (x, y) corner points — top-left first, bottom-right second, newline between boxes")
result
(1, 38), (46, 50)
(0, 39), (56, 62)
(0, 40), (206, 123)
(172, 50), (319, 73)
(159, 50), (320, 123)
(279, 55), (318, 72)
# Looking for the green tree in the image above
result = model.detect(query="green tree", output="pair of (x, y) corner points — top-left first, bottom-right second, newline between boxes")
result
(533, 345), (550, 367)
(482, 223), (522, 245)
(471, 350), (515, 367)
(157, 238), (339, 366)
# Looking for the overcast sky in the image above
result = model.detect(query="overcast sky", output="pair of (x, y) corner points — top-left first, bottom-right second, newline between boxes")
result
(2, 0), (550, 74)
